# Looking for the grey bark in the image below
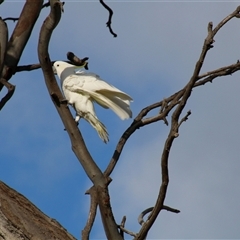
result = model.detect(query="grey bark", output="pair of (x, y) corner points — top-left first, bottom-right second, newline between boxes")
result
(0, 181), (76, 240)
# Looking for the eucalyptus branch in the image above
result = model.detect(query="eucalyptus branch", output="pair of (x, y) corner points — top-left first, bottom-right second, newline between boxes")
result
(82, 188), (98, 240)
(119, 216), (126, 238)
(133, 8), (239, 239)
(15, 63), (48, 72)
(198, 61), (240, 79)
(104, 56), (240, 179)
(0, 17), (8, 75)
(0, 78), (15, 110)
(212, 6), (240, 36)
(118, 226), (136, 237)
(15, 52), (88, 73)
(177, 110), (191, 129)
(42, 1), (50, 8)
(0, 0), (43, 88)
(2, 17), (19, 22)
(134, 18), (214, 240)
(105, 11), (240, 179)
(138, 206), (180, 226)
(99, 0), (117, 37)
(38, 2), (122, 239)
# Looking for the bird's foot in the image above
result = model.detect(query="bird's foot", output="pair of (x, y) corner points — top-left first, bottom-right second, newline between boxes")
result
(60, 98), (68, 104)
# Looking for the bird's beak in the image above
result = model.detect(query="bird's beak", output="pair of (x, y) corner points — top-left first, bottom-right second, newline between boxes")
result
(52, 65), (57, 75)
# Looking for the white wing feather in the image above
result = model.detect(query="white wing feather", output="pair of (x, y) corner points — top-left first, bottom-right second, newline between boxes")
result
(63, 74), (132, 119)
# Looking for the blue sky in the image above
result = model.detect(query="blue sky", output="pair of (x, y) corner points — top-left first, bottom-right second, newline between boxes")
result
(1, 1), (240, 239)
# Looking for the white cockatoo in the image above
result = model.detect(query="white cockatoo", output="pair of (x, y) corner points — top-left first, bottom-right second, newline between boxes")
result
(53, 61), (133, 143)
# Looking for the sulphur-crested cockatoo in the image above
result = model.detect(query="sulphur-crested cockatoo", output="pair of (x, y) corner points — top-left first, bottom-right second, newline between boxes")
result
(53, 61), (133, 143)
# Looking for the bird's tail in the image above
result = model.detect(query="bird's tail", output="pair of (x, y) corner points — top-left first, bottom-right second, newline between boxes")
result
(85, 112), (109, 143)
(89, 91), (132, 120)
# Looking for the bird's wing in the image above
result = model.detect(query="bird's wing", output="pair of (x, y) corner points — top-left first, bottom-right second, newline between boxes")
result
(63, 73), (132, 119)
(72, 72), (133, 101)
(85, 90), (132, 120)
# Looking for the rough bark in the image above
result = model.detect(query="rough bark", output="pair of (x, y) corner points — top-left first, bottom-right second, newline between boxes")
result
(0, 181), (76, 240)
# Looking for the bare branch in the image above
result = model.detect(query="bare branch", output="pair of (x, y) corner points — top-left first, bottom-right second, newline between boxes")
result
(0, 0), (43, 88)
(42, 1), (50, 8)
(212, 6), (240, 36)
(104, 92), (183, 177)
(2, 17), (18, 22)
(118, 221), (137, 238)
(0, 78), (15, 110)
(99, 0), (117, 37)
(177, 110), (191, 129)
(15, 52), (88, 73)
(82, 187), (98, 240)
(119, 216), (126, 238)
(138, 206), (180, 226)
(162, 205), (181, 213)
(42, 0), (64, 10)
(132, 7), (240, 240)
(38, 1), (122, 239)
(16, 62), (47, 72)
(0, 18), (8, 75)
(198, 61), (240, 79)
(104, 55), (240, 178)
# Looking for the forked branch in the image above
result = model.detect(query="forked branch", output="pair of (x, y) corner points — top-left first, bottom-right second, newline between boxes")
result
(104, 6), (240, 240)
(38, 1), (122, 239)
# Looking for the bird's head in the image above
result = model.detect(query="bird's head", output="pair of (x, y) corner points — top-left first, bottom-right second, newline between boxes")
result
(53, 61), (88, 77)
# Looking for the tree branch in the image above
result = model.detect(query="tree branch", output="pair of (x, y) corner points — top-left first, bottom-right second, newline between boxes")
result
(82, 187), (98, 240)
(0, 0), (43, 90)
(138, 206), (180, 226)
(0, 18), (8, 76)
(104, 6), (240, 181)
(15, 52), (88, 73)
(134, 7), (240, 240)
(118, 226), (136, 238)
(2, 17), (19, 22)
(99, 0), (117, 37)
(0, 78), (15, 111)
(118, 217), (137, 238)
(37, 1), (122, 239)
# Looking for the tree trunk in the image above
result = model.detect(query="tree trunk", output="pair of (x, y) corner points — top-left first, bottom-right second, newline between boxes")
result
(0, 181), (76, 240)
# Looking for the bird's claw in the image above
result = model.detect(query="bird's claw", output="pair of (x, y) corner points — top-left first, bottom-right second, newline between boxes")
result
(60, 98), (68, 104)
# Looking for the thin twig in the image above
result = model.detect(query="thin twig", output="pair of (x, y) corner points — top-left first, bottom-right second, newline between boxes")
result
(0, 78), (15, 111)
(15, 63), (48, 72)
(138, 206), (180, 226)
(177, 110), (191, 129)
(162, 205), (180, 213)
(99, 0), (117, 37)
(2, 17), (19, 22)
(212, 6), (240, 36)
(198, 61), (240, 79)
(119, 216), (126, 238)
(15, 52), (89, 73)
(42, 1), (50, 8)
(118, 226), (136, 237)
